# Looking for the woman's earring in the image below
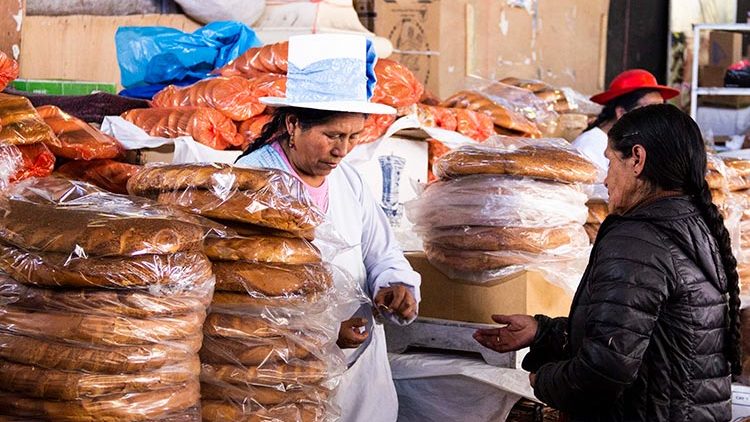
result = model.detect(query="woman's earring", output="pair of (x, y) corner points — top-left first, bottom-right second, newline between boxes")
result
(289, 134), (296, 149)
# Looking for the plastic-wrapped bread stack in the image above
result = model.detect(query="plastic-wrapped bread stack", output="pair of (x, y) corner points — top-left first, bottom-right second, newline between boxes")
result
(584, 199), (609, 243)
(406, 136), (599, 292)
(127, 164), (348, 422)
(0, 176), (218, 421)
(717, 155), (750, 297)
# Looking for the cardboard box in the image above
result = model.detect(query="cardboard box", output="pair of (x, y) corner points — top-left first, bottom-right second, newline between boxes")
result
(733, 383), (750, 420)
(698, 95), (750, 109)
(699, 65), (727, 88)
(709, 31), (743, 68)
(0, 0), (23, 59)
(374, 0), (609, 99)
(405, 252), (572, 324)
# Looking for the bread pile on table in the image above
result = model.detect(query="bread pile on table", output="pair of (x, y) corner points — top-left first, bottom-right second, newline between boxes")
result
(128, 163), (346, 422)
(716, 156), (750, 296)
(406, 136), (597, 290)
(0, 177), (215, 421)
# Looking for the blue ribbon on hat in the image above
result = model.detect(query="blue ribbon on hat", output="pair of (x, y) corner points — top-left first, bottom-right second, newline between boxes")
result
(284, 39), (378, 104)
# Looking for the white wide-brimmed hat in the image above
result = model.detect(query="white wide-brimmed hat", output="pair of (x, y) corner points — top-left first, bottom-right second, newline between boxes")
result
(260, 34), (396, 115)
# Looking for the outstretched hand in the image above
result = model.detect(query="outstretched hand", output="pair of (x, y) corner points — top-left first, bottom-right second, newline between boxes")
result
(473, 314), (538, 353)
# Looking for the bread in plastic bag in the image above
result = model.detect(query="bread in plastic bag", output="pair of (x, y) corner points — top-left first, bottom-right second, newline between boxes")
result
(421, 224), (589, 254)
(204, 235), (321, 264)
(10, 143), (56, 183)
(706, 153), (728, 191)
(36, 105), (124, 160)
(0, 145), (23, 190)
(370, 58), (424, 108)
(406, 175), (589, 229)
(127, 163), (325, 235)
(723, 156), (750, 192)
(56, 159), (141, 195)
(433, 136), (601, 184)
(0, 93), (60, 147)
(202, 401), (325, 422)
(237, 113), (274, 149)
(0, 51), (19, 92)
(417, 105), (495, 141)
(217, 41), (289, 78)
(121, 106), (242, 150)
(440, 90), (540, 137)
(472, 81), (559, 136)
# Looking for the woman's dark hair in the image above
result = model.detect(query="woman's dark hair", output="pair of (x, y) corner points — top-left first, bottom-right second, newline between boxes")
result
(236, 107), (366, 160)
(609, 103), (742, 375)
(587, 88), (661, 131)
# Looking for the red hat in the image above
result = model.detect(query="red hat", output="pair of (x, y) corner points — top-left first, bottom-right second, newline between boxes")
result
(590, 69), (680, 105)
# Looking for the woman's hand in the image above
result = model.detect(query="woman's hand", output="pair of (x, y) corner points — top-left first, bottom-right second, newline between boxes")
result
(373, 284), (417, 321)
(473, 314), (538, 353)
(337, 317), (369, 349)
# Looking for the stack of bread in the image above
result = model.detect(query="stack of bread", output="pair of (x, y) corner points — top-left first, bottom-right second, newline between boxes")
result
(584, 199), (609, 243)
(717, 156), (750, 296)
(406, 137), (597, 290)
(0, 177), (215, 421)
(127, 164), (345, 422)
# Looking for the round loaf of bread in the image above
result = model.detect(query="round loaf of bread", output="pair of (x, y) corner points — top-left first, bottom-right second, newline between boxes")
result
(203, 313), (330, 343)
(201, 360), (327, 386)
(213, 262), (332, 297)
(0, 276), (210, 318)
(204, 235), (321, 264)
(0, 306), (203, 346)
(0, 333), (197, 374)
(423, 225), (586, 253)
(0, 381), (199, 421)
(0, 245), (212, 290)
(0, 200), (205, 256)
(156, 188), (322, 233)
(0, 358), (199, 400)
(433, 144), (599, 184)
(724, 157), (750, 191)
(199, 383), (326, 406)
(126, 164), (278, 197)
(201, 401), (325, 422)
(586, 199), (609, 224)
(210, 218), (316, 241)
(424, 242), (534, 272)
(210, 291), (327, 310)
(199, 335), (313, 366)
(706, 170), (725, 190)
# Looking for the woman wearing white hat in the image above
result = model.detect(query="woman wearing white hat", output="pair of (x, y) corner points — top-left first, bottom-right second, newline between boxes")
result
(235, 34), (420, 422)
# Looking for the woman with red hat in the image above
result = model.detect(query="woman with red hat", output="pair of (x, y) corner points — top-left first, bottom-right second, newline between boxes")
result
(571, 69), (680, 169)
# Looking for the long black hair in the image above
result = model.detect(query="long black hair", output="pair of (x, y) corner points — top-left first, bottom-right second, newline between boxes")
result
(235, 107), (365, 161)
(609, 103), (742, 375)
(587, 88), (661, 131)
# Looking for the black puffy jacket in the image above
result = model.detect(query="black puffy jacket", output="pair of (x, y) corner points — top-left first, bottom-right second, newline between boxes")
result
(522, 196), (732, 421)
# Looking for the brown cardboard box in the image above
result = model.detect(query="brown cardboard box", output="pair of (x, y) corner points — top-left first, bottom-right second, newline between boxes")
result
(406, 252), (572, 324)
(709, 31), (743, 68)
(374, 0), (609, 99)
(0, 0), (24, 59)
(699, 65), (727, 87)
(698, 96), (750, 109)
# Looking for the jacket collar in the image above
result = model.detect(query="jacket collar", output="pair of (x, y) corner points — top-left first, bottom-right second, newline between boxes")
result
(618, 195), (699, 221)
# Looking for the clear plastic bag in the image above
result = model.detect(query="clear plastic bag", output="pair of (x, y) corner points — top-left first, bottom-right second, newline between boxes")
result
(406, 175), (589, 230)
(433, 136), (602, 184)
(723, 157), (750, 192)
(11, 143), (56, 183)
(216, 41), (289, 78)
(472, 81), (559, 136)
(370, 58), (424, 109)
(56, 159), (142, 195)
(0, 144), (23, 191)
(440, 90), (540, 137)
(706, 153), (729, 191)
(121, 106), (242, 150)
(417, 104), (495, 142)
(127, 163), (326, 236)
(36, 105), (124, 160)
(0, 93), (60, 147)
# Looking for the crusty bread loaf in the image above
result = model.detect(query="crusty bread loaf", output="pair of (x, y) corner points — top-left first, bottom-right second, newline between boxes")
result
(0, 200), (205, 256)
(706, 170), (725, 190)
(156, 188), (321, 233)
(209, 218), (316, 241)
(439, 90), (541, 136)
(210, 291), (325, 309)
(0, 380), (199, 421)
(0, 93), (60, 147)
(711, 188), (727, 208)
(213, 262), (332, 297)
(0, 358), (199, 400)
(433, 144), (599, 184)
(201, 401), (325, 422)
(199, 383), (326, 406)
(201, 360), (327, 386)
(199, 335), (312, 366)
(724, 157), (750, 192)
(0, 244), (212, 290)
(584, 223), (599, 243)
(204, 235), (321, 264)
(586, 199), (609, 224)
(203, 313), (329, 343)
(0, 306), (203, 346)
(424, 225), (584, 253)
(424, 242), (534, 272)
(0, 333), (197, 374)
(127, 163), (276, 197)
(0, 276), (210, 318)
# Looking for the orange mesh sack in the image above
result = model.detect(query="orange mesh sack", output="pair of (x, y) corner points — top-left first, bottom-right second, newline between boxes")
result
(11, 143), (55, 182)
(121, 107), (241, 150)
(371, 58), (424, 108)
(36, 105), (123, 160)
(237, 114), (274, 150)
(216, 42), (289, 78)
